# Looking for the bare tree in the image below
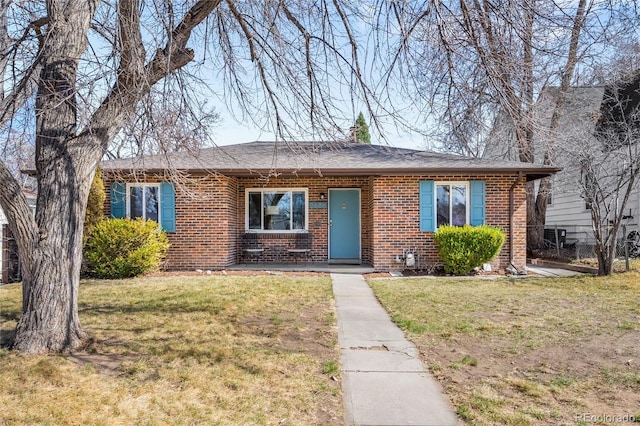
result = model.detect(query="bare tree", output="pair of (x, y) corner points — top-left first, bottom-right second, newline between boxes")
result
(0, 0), (382, 354)
(578, 72), (640, 275)
(385, 0), (638, 250)
(108, 88), (220, 159)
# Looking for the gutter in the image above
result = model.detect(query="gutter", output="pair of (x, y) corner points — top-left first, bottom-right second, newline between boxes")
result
(509, 172), (524, 271)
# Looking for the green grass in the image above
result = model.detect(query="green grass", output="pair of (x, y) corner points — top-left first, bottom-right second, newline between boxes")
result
(321, 360), (340, 377)
(0, 274), (342, 425)
(549, 376), (576, 389)
(369, 272), (640, 425)
(450, 354), (478, 369)
(460, 354), (478, 366)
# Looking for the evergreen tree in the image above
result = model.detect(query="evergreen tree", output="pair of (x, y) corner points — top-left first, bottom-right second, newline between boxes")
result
(355, 112), (371, 144)
(84, 167), (106, 239)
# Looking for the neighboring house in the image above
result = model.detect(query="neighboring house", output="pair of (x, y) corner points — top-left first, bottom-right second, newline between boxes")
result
(484, 85), (640, 247)
(101, 141), (558, 271)
(1, 190), (37, 283)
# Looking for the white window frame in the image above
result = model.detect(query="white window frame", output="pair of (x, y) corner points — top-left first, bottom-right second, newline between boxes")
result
(126, 183), (161, 222)
(545, 179), (553, 205)
(435, 181), (470, 229)
(245, 188), (309, 232)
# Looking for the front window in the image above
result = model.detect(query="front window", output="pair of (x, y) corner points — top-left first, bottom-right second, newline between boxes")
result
(246, 189), (307, 231)
(436, 183), (468, 228)
(128, 184), (159, 221)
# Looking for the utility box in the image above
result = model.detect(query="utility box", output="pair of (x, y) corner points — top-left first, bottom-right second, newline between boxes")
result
(544, 228), (567, 247)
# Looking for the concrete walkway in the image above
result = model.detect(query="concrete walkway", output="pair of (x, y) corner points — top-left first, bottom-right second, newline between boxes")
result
(332, 273), (458, 426)
(526, 265), (581, 277)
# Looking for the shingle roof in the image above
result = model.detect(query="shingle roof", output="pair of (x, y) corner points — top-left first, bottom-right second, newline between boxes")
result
(102, 140), (559, 181)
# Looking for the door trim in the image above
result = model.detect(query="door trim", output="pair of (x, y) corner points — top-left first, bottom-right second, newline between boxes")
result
(328, 188), (361, 262)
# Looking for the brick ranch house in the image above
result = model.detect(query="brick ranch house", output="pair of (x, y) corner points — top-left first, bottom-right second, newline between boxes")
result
(101, 141), (559, 272)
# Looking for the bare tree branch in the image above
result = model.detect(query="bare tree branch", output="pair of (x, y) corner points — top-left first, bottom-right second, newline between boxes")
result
(0, 0), (394, 353)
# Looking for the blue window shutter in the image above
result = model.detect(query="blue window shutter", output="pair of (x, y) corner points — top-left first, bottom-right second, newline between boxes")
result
(470, 180), (486, 226)
(110, 182), (126, 218)
(419, 180), (435, 232)
(160, 182), (176, 232)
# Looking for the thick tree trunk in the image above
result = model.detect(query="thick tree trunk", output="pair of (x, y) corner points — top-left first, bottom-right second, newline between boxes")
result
(10, 0), (98, 353)
(6, 0), (220, 354)
(13, 249), (89, 353)
(527, 180), (545, 250)
(12, 140), (98, 352)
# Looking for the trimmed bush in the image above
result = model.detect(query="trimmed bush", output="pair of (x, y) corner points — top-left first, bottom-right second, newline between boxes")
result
(434, 225), (506, 276)
(85, 218), (170, 279)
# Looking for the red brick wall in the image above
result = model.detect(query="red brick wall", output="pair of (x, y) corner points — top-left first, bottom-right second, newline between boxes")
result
(365, 177), (375, 265)
(103, 173), (236, 270)
(371, 174), (527, 271)
(226, 177), (239, 265)
(103, 173), (373, 269)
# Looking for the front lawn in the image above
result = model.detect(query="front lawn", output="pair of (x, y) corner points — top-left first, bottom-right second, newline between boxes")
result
(0, 274), (341, 425)
(369, 273), (640, 425)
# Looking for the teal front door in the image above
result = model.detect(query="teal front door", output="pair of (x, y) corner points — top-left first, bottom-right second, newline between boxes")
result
(329, 189), (361, 262)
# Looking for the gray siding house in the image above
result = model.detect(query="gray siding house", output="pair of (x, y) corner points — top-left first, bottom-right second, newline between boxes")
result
(484, 85), (640, 248)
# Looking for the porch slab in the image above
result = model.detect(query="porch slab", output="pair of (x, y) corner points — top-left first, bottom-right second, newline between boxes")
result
(228, 262), (375, 274)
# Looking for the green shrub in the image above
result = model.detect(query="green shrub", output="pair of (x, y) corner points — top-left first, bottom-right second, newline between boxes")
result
(85, 218), (169, 279)
(434, 225), (506, 276)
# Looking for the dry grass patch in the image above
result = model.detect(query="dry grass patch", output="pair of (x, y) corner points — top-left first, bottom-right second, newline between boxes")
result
(613, 258), (640, 273)
(369, 273), (640, 425)
(0, 275), (341, 425)
(574, 257), (640, 273)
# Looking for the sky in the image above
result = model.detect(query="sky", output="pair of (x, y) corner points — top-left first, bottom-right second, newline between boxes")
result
(178, 2), (434, 153)
(210, 111), (429, 151)
(1, 1), (434, 157)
